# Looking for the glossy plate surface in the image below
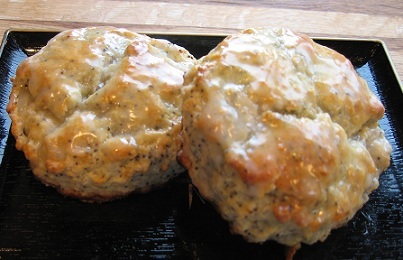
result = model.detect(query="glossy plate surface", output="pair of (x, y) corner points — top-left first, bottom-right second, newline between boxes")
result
(0, 31), (402, 259)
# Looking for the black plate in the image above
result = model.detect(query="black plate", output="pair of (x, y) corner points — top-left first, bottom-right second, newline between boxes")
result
(0, 31), (402, 259)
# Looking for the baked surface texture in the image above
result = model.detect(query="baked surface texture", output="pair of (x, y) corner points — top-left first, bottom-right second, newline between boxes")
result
(7, 27), (195, 202)
(179, 28), (392, 246)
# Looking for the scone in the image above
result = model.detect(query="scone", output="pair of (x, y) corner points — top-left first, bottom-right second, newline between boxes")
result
(179, 28), (391, 246)
(7, 27), (196, 202)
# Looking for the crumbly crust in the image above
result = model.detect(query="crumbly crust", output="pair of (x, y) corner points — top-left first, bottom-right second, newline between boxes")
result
(179, 28), (391, 245)
(7, 27), (196, 202)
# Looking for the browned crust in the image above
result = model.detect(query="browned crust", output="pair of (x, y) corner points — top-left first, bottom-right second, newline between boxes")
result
(33, 172), (168, 203)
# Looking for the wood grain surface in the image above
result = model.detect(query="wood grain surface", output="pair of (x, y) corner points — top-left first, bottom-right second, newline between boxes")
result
(1, 0), (402, 82)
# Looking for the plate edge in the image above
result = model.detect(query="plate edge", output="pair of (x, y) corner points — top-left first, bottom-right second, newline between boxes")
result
(1, 28), (392, 42)
(0, 29), (11, 59)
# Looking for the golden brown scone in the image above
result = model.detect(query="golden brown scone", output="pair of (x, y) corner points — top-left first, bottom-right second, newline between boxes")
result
(179, 28), (391, 246)
(7, 27), (196, 202)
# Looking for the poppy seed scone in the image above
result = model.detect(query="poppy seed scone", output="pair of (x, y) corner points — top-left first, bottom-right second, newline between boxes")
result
(179, 28), (392, 246)
(7, 27), (196, 202)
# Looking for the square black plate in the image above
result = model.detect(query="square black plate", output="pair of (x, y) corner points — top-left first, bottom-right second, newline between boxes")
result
(0, 30), (402, 259)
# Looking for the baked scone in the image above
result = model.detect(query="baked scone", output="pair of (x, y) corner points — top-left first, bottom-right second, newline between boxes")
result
(179, 28), (391, 246)
(7, 27), (196, 202)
